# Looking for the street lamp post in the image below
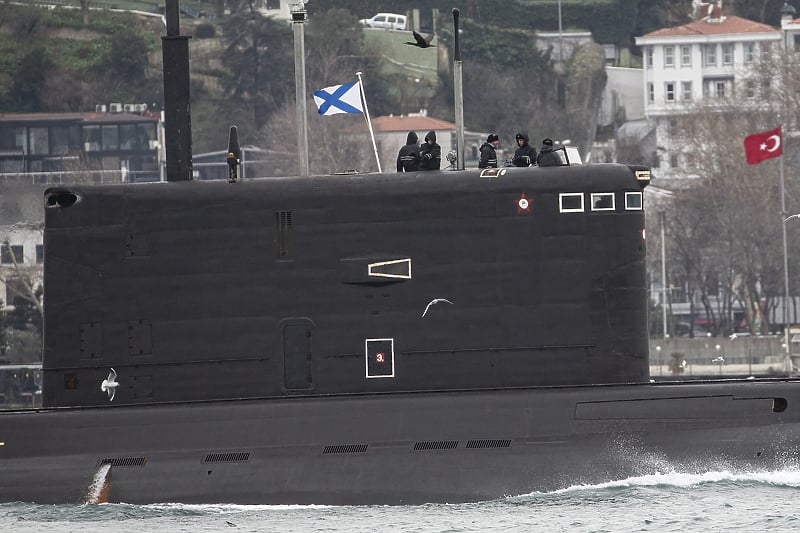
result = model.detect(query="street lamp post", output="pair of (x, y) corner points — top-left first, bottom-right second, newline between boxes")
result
(656, 345), (662, 377)
(557, 0), (563, 63)
(659, 211), (669, 339)
(784, 213), (800, 374)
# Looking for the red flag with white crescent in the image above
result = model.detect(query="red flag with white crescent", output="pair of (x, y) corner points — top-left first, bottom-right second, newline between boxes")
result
(743, 125), (782, 165)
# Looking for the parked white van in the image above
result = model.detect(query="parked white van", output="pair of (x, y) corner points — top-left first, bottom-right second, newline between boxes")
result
(359, 13), (407, 31)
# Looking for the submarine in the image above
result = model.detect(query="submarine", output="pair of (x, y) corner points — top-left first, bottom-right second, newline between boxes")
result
(2, 2), (800, 505)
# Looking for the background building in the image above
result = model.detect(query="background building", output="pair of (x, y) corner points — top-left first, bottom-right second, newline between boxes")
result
(635, 7), (781, 178)
(0, 109), (163, 185)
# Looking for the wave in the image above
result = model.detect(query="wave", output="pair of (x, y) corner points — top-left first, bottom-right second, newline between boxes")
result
(517, 467), (800, 497)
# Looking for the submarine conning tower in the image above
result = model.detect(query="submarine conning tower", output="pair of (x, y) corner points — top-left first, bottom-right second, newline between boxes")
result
(40, 164), (651, 407)
(38, 0), (653, 408)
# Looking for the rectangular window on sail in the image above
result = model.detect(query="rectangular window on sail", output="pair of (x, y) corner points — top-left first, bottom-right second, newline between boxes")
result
(591, 193), (615, 211)
(625, 192), (643, 210)
(559, 193), (584, 213)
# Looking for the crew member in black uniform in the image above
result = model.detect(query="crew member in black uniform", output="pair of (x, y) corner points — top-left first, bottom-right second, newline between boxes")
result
(419, 130), (441, 171)
(511, 132), (537, 167)
(478, 134), (499, 168)
(396, 131), (420, 172)
(536, 138), (562, 167)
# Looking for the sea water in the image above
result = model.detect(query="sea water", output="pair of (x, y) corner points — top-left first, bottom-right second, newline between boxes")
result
(2, 470), (799, 532)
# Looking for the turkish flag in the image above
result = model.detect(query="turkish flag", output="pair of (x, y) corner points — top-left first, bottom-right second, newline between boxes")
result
(743, 125), (782, 165)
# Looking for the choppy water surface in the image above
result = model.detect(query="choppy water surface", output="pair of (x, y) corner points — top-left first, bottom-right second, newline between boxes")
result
(2, 470), (799, 532)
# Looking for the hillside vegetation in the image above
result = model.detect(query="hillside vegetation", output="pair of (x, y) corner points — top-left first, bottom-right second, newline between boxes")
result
(0, 0), (797, 159)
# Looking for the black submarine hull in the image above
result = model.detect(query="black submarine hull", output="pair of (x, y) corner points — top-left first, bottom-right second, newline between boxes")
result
(2, 379), (799, 505)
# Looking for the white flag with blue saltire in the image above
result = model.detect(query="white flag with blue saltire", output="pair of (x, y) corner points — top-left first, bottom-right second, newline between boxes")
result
(313, 81), (364, 116)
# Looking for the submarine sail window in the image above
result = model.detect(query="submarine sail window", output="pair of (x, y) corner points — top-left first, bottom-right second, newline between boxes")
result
(590, 193), (615, 211)
(559, 193), (584, 213)
(275, 211), (293, 260)
(625, 192), (643, 210)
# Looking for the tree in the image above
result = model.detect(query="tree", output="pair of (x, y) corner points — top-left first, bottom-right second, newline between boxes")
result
(0, 298), (7, 357)
(96, 28), (153, 100)
(661, 44), (800, 335)
(80, 0), (89, 25)
(0, 240), (43, 324)
(7, 46), (49, 112)
(218, 4), (294, 133)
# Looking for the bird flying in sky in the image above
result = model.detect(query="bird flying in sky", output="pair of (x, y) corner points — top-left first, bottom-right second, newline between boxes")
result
(405, 30), (435, 48)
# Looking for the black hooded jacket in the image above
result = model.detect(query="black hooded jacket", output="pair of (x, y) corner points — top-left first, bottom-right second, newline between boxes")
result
(418, 130), (441, 171)
(537, 143), (562, 167)
(478, 142), (498, 169)
(396, 131), (420, 172)
(511, 133), (537, 167)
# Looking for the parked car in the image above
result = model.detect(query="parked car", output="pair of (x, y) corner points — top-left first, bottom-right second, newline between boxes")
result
(359, 13), (407, 30)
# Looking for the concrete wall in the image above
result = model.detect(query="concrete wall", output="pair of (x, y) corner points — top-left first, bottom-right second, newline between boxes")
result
(648, 336), (792, 377)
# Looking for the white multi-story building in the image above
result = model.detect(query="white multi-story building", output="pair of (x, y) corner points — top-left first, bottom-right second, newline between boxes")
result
(634, 3), (789, 177)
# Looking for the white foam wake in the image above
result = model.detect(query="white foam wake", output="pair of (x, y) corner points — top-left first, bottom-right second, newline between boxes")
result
(544, 468), (800, 495)
(86, 463), (112, 504)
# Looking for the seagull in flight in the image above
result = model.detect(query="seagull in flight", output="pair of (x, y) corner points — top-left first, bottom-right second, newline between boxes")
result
(101, 368), (119, 401)
(422, 298), (453, 317)
(405, 30), (435, 48)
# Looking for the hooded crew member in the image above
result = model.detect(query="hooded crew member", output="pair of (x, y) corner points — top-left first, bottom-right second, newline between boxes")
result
(536, 138), (562, 167)
(511, 132), (537, 167)
(397, 131), (420, 172)
(478, 134), (499, 169)
(419, 130), (441, 171)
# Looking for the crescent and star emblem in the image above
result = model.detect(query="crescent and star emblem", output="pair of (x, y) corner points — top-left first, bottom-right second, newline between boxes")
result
(761, 135), (781, 153)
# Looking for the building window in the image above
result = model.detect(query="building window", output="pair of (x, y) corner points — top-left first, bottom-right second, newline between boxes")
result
(744, 42), (756, 63)
(50, 126), (79, 155)
(670, 153), (679, 168)
(29, 127), (49, 155)
(1, 244), (23, 264)
(762, 78), (771, 99)
(119, 124), (138, 150)
(665, 82), (676, 102)
(664, 46), (675, 67)
(681, 45), (692, 67)
(704, 78), (731, 98)
(647, 47), (653, 68)
(102, 125), (119, 150)
(648, 82), (654, 102)
(590, 193), (615, 211)
(138, 123), (157, 150)
(704, 44), (717, 66)
(559, 193), (584, 213)
(722, 43), (734, 65)
(0, 126), (27, 154)
(36, 244), (43, 264)
(83, 125), (101, 152)
(681, 81), (692, 100)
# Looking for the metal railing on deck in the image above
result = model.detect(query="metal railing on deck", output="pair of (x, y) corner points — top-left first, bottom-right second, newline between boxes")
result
(0, 170), (161, 185)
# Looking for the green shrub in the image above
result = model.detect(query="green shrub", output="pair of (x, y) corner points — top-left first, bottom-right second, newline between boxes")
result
(195, 22), (216, 39)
